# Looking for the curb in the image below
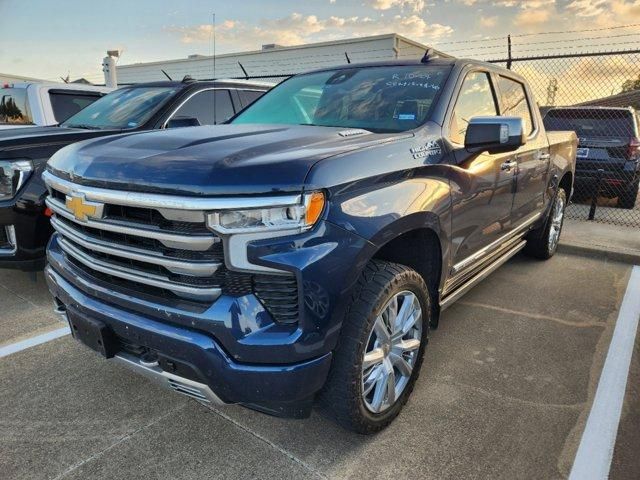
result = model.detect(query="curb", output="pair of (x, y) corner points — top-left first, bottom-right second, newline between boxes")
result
(558, 241), (640, 265)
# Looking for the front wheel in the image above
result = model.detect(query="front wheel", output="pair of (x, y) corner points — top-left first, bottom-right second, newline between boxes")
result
(524, 188), (567, 260)
(319, 260), (431, 434)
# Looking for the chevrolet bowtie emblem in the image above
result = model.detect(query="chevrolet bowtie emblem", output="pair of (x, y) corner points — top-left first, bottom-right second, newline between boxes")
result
(65, 193), (104, 222)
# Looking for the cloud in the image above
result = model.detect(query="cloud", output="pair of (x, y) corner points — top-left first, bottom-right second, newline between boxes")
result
(365, 0), (426, 13)
(514, 8), (552, 26)
(479, 15), (498, 27)
(166, 12), (453, 50)
(566, 0), (607, 17)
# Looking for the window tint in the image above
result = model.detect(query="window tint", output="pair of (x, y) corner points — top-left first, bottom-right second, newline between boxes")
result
(0, 88), (32, 125)
(233, 66), (450, 133)
(544, 109), (635, 138)
(498, 76), (534, 135)
(239, 90), (265, 108)
(49, 91), (103, 123)
(172, 90), (235, 125)
(450, 72), (497, 144)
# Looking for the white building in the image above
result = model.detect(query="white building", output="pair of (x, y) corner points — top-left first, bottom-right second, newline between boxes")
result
(116, 34), (448, 84)
(0, 72), (46, 85)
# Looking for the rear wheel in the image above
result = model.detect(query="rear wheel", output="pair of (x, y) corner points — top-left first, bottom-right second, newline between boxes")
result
(524, 188), (567, 260)
(320, 260), (430, 434)
(618, 180), (639, 209)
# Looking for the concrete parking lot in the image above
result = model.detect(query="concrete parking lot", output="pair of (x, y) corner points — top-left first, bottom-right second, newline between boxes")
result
(0, 252), (638, 480)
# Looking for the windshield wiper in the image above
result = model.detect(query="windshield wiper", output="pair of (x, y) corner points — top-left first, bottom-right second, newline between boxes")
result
(63, 123), (102, 130)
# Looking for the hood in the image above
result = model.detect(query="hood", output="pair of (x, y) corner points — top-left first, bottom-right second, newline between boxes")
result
(0, 125), (118, 157)
(47, 124), (409, 196)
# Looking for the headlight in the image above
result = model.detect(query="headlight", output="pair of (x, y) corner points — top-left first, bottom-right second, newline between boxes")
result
(0, 160), (33, 200)
(207, 191), (325, 235)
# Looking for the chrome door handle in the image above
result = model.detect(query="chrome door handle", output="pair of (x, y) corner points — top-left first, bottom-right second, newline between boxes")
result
(538, 152), (551, 160)
(501, 160), (517, 171)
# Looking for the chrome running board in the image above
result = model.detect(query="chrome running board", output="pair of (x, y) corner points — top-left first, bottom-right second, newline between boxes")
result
(440, 240), (526, 310)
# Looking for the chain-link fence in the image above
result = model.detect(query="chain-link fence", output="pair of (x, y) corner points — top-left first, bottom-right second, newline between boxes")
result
(488, 50), (640, 227)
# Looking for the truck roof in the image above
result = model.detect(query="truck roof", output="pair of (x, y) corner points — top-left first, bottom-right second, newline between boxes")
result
(2, 81), (111, 93)
(301, 57), (527, 81)
(121, 79), (274, 90)
(546, 105), (636, 113)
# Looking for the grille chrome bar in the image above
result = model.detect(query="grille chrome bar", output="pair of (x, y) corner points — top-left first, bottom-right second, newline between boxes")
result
(46, 197), (217, 251)
(51, 216), (221, 277)
(57, 237), (221, 301)
(43, 170), (301, 211)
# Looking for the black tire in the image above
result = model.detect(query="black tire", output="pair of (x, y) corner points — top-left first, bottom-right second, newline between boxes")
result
(524, 188), (567, 260)
(319, 260), (431, 434)
(618, 181), (639, 209)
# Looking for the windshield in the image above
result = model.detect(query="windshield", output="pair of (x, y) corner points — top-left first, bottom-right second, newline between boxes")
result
(544, 109), (636, 138)
(232, 65), (450, 133)
(61, 86), (177, 130)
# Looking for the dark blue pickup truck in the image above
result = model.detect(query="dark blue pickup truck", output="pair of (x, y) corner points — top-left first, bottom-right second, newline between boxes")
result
(44, 58), (576, 433)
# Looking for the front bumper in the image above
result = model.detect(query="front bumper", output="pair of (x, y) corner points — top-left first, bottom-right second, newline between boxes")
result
(46, 265), (333, 417)
(46, 220), (373, 417)
(0, 173), (51, 271)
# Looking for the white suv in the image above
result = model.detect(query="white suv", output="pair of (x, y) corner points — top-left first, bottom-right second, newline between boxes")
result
(0, 82), (112, 129)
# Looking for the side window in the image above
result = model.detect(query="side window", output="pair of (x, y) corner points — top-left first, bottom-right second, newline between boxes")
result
(0, 88), (32, 125)
(449, 72), (498, 144)
(498, 76), (534, 135)
(49, 91), (103, 123)
(238, 90), (265, 108)
(172, 90), (235, 126)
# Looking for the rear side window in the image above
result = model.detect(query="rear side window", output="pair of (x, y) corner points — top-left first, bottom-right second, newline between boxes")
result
(171, 89), (235, 125)
(238, 90), (265, 108)
(449, 72), (498, 144)
(0, 88), (32, 125)
(544, 109), (635, 138)
(498, 76), (534, 135)
(49, 91), (104, 123)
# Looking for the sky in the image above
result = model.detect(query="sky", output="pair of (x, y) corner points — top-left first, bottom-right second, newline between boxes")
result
(1, 0), (640, 83)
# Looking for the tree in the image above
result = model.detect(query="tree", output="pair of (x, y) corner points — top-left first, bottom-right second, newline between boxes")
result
(621, 75), (640, 92)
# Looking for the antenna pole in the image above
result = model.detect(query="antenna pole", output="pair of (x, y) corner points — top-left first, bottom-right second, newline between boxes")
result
(212, 13), (217, 124)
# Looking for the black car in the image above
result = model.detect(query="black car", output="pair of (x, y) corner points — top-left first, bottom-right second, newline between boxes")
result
(0, 78), (271, 270)
(544, 106), (640, 208)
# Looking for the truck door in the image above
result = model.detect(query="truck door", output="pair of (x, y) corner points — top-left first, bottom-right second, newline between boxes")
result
(447, 71), (516, 269)
(496, 75), (549, 224)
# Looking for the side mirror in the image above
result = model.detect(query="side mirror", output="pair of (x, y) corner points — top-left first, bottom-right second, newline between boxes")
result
(167, 117), (201, 129)
(464, 116), (526, 154)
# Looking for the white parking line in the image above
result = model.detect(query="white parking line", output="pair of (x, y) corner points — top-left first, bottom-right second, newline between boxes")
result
(569, 265), (640, 480)
(0, 326), (70, 359)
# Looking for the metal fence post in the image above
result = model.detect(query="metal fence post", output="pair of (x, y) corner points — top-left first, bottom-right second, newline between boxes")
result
(588, 169), (604, 221)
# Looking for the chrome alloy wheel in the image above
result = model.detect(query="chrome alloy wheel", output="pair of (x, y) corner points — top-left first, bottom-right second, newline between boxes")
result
(361, 291), (423, 414)
(548, 194), (565, 251)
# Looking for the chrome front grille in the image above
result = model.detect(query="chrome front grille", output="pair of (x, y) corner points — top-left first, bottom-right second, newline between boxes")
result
(43, 171), (301, 323)
(44, 172), (224, 301)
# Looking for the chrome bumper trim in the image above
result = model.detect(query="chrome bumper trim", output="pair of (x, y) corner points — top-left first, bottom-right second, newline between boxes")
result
(113, 352), (226, 405)
(0, 225), (17, 255)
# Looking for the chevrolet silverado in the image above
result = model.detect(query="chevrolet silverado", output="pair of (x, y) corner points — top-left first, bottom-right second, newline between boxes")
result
(43, 58), (577, 433)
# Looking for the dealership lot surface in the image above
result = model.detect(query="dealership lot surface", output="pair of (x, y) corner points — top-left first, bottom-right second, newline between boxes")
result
(0, 252), (637, 480)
